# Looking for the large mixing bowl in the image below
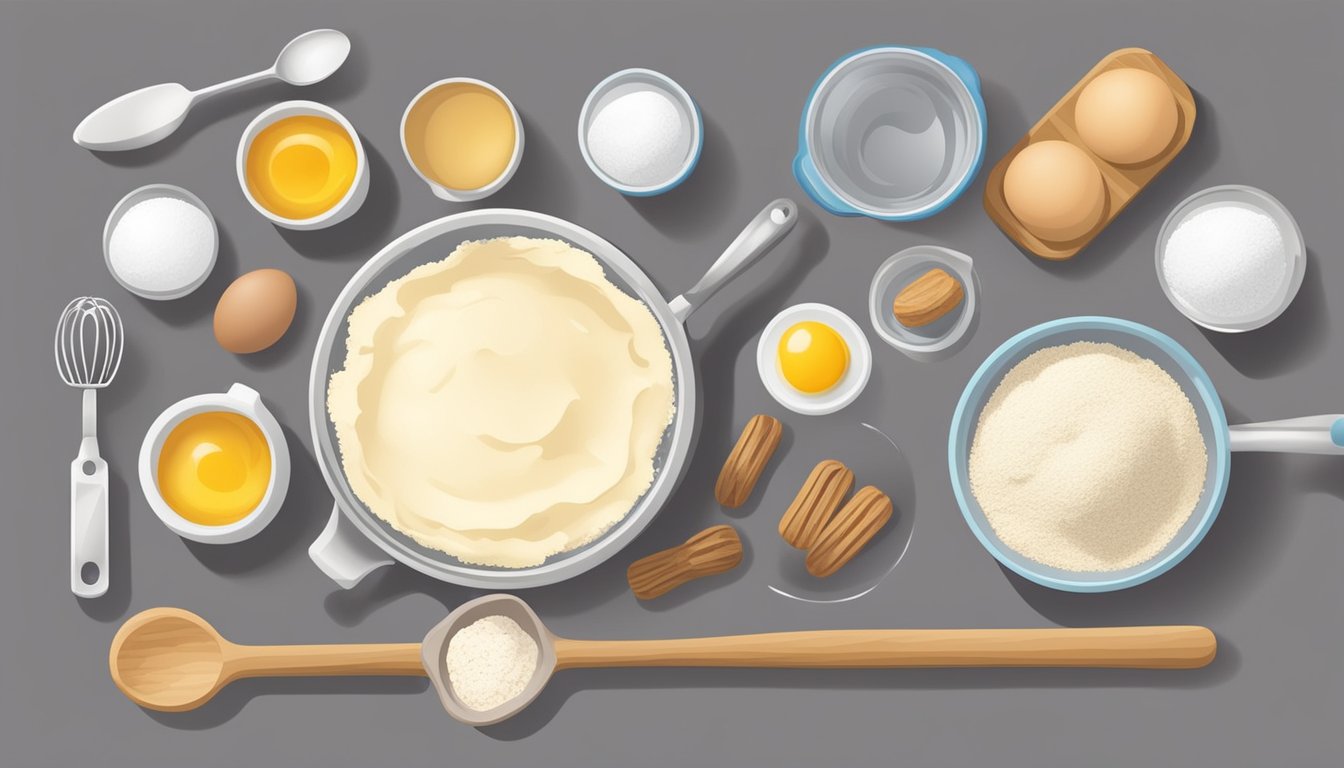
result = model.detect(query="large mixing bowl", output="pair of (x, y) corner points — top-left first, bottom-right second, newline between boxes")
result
(950, 316), (1344, 592)
(307, 204), (796, 590)
(949, 317), (1228, 592)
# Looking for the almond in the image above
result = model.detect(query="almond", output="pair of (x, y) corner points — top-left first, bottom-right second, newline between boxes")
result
(778, 459), (854, 549)
(715, 414), (784, 508)
(806, 486), (893, 578)
(627, 525), (743, 600)
(892, 268), (964, 328)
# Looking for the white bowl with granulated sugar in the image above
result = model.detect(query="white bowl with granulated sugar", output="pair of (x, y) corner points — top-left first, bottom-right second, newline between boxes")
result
(578, 68), (703, 196)
(104, 184), (218, 301)
(1156, 185), (1305, 333)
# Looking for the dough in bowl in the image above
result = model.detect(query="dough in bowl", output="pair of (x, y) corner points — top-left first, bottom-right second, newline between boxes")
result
(328, 236), (675, 567)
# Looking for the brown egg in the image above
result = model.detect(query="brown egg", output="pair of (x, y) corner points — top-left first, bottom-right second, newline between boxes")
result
(213, 269), (297, 354)
(1003, 140), (1107, 242)
(1074, 68), (1179, 165)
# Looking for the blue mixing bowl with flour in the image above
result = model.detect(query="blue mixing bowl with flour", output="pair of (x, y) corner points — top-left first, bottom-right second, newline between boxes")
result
(948, 317), (1231, 593)
(794, 46), (986, 221)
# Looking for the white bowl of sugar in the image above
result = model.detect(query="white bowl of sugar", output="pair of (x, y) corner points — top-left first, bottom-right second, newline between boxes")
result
(103, 184), (218, 301)
(1156, 185), (1305, 333)
(578, 68), (703, 196)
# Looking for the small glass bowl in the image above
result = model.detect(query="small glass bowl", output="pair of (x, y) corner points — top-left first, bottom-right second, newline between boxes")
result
(869, 245), (979, 361)
(1155, 185), (1305, 333)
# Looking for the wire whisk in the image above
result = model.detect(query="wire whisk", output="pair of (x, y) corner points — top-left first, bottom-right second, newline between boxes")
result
(56, 297), (124, 388)
(55, 296), (124, 599)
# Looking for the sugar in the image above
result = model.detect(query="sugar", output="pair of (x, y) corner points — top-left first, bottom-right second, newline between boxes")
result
(1162, 205), (1287, 320)
(968, 342), (1207, 572)
(586, 89), (689, 188)
(445, 615), (539, 712)
(107, 196), (215, 296)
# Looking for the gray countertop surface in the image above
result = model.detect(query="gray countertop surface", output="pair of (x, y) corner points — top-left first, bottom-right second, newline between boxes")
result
(2, 1), (1341, 765)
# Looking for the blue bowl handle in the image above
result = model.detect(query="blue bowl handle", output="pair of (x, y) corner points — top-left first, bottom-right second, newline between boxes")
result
(793, 148), (859, 216)
(916, 47), (981, 93)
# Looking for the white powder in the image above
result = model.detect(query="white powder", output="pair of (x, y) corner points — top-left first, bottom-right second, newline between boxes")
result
(107, 196), (216, 296)
(1162, 205), (1287, 320)
(968, 342), (1208, 572)
(445, 615), (539, 712)
(586, 89), (690, 188)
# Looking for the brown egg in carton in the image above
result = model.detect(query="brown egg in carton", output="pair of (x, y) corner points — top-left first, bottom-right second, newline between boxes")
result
(984, 48), (1196, 260)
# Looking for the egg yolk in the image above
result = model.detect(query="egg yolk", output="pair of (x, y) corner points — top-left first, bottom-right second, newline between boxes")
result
(246, 115), (357, 220)
(778, 321), (850, 394)
(157, 412), (271, 526)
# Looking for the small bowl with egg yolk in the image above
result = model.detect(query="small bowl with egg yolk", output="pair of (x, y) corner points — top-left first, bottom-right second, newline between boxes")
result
(138, 383), (290, 544)
(236, 100), (369, 230)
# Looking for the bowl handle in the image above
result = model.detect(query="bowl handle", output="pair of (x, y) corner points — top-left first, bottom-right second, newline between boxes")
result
(792, 150), (858, 217)
(916, 47), (981, 93)
(309, 504), (395, 589)
(1229, 415), (1344, 455)
(668, 199), (798, 322)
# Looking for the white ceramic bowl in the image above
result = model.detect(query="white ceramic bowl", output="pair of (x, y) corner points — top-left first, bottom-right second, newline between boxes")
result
(869, 245), (979, 361)
(236, 100), (369, 230)
(578, 68), (702, 196)
(757, 303), (872, 416)
(1155, 185), (1305, 333)
(138, 383), (290, 544)
(400, 78), (524, 202)
(103, 183), (218, 300)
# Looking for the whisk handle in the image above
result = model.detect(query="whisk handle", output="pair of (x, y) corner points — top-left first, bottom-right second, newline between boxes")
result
(71, 391), (108, 599)
(82, 388), (97, 437)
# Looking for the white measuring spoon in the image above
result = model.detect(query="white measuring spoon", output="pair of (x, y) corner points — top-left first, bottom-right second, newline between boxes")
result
(73, 29), (351, 151)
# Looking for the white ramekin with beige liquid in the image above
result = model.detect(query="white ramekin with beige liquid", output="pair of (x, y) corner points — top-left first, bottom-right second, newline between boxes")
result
(401, 78), (524, 202)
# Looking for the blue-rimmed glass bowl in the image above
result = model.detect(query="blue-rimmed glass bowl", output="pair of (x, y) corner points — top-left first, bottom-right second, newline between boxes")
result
(948, 317), (1230, 592)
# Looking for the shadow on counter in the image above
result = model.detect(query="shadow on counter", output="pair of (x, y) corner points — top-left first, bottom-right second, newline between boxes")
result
(1007, 409), (1296, 631)
(318, 529), (636, 629)
(1197, 248), (1328, 379)
(488, 115), (578, 220)
(143, 675), (429, 731)
(622, 116), (738, 240)
(279, 140), (401, 262)
(481, 637), (1239, 741)
(184, 424), (328, 575)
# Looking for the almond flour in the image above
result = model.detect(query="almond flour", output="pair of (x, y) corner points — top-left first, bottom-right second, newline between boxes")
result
(445, 615), (539, 712)
(968, 341), (1207, 572)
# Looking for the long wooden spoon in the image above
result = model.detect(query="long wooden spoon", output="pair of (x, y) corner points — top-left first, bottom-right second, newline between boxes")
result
(111, 599), (1216, 724)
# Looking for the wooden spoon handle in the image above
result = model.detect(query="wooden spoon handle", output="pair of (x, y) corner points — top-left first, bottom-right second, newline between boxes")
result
(224, 642), (426, 678)
(554, 626), (1214, 670)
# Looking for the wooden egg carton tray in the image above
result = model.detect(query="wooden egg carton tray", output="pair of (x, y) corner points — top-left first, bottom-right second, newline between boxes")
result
(983, 48), (1196, 261)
